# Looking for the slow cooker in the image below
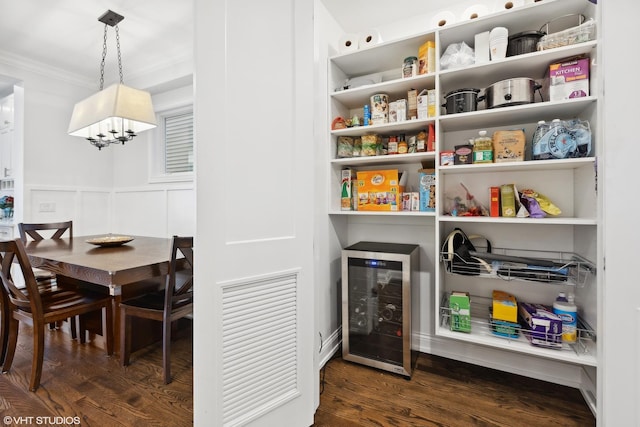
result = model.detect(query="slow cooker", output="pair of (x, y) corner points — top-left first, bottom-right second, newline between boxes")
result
(484, 77), (542, 109)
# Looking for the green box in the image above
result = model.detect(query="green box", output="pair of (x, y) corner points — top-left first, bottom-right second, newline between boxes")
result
(450, 291), (471, 332)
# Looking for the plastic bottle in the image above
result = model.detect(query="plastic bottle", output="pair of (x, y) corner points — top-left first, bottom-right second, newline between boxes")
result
(553, 292), (577, 343)
(531, 120), (550, 160)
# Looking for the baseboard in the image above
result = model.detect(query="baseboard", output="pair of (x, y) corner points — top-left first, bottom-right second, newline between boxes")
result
(318, 328), (341, 368)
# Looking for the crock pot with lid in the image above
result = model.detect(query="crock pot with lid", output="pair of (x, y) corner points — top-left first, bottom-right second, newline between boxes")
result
(507, 31), (546, 56)
(484, 78), (543, 109)
(442, 88), (484, 114)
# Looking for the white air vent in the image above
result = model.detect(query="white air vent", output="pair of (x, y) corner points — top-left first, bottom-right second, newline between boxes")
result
(222, 272), (299, 426)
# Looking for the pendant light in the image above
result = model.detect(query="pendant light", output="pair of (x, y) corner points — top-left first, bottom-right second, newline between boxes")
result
(68, 10), (156, 150)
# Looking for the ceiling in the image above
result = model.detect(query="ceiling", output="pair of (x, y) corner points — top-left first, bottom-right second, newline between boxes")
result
(0, 0), (193, 93)
(0, 0), (463, 95)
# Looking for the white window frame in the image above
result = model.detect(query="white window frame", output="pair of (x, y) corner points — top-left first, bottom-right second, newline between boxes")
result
(149, 104), (194, 183)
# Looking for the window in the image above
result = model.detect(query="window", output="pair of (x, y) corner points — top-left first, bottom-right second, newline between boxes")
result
(150, 106), (194, 182)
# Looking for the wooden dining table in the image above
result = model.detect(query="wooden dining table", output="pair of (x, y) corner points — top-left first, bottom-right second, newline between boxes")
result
(24, 234), (175, 354)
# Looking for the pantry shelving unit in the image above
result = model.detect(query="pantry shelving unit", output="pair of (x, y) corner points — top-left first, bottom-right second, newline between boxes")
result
(327, 0), (599, 415)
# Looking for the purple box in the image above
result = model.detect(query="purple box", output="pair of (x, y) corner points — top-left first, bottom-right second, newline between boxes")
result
(519, 302), (563, 348)
(549, 57), (590, 101)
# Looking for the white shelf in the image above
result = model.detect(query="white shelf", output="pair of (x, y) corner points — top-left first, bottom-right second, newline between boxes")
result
(331, 74), (436, 107)
(331, 151), (435, 166)
(438, 97), (597, 132)
(330, 210), (435, 217)
(439, 216), (597, 226)
(436, 325), (597, 367)
(331, 118), (434, 137)
(438, 157), (595, 174)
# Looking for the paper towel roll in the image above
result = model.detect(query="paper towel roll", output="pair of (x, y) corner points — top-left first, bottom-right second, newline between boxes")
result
(338, 33), (359, 54)
(497, 0), (524, 11)
(358, 29), (382, 49)
(430, 10), (456, 29)
(461, 4), (490, 21)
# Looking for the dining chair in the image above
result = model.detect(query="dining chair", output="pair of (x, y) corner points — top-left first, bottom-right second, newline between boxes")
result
(119, 235), (193, 384)
(0, 238), (113, 391)
(17, 221), (78, 339)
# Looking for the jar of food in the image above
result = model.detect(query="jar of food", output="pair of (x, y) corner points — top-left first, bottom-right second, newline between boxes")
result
(398, 134), (408, 154)
(388, 135), (398, 155)
(402, 56), (417, 78)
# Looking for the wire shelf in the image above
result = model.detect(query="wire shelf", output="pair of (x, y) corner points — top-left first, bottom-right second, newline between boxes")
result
(440, 293), (596, 356)
(440, 246), (595, 287)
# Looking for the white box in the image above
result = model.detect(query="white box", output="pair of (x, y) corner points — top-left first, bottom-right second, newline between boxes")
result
(475, 31), (490, 64)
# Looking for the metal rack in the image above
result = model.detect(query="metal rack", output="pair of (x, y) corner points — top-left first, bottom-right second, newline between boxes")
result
(440, 293), (596, 356)
(440, 247), (595, 287)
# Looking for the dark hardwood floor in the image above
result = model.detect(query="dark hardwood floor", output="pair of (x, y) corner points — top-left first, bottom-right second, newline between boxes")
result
(0, 323), (193, 426)
(314, 353), (596, 427)
(1, 323), (595, 427)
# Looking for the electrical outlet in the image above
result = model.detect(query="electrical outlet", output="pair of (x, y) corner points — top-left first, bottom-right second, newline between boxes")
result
(39, 202), (56, 212)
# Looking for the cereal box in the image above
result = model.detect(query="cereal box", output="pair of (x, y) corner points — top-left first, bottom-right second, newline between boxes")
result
(418, 169), (436, 212)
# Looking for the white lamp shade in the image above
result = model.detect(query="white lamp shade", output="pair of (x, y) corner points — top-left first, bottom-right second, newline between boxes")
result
(68, 83), (157, 138)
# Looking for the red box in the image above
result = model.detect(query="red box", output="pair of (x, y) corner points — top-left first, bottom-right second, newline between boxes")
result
(490, 187), (500, 217)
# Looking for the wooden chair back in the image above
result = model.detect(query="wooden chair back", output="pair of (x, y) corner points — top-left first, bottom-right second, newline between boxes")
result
(18, 221), (73, 243)
(0, 239), (42, 313)
(165, 236), (194, 313)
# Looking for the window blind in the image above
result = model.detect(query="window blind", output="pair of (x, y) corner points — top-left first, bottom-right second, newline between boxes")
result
(164, 112), (194, 174)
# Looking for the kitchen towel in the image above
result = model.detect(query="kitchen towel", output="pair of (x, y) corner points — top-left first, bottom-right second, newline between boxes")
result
(338, 33), (359, 54)
(430, 10), (456, 29)
(358, 28), (382, 49)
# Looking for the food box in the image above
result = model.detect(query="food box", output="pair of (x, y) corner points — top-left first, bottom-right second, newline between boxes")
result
(450, 291), (471, 332)
(356, 169), (406, 211)
(418, 168), (436, 212)
(340, 169), (356, 211)
(454, 144), (473, 165)
(519, 302), (563, 348)
(492, 290), (518, 323)
(440, 150), (455, 166)
(493, 130), (525, 162)
(489, 307), (519, 338)
(490, 186), (500, 217)
(549, 57), (590, 101)
(417, 89), (437, 119)
(500, 184), (516, 217)
(407, 89), (417, 120)
(418, 40), (436, 74)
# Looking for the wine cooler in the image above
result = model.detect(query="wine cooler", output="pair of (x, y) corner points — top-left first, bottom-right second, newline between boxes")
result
(341, 241), (419, 377)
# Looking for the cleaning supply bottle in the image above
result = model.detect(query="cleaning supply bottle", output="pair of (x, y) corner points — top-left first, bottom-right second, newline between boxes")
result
(553, 292), (578, 343)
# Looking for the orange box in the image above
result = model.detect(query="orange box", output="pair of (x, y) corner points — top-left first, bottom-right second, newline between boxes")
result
(357, 169), (406, 211)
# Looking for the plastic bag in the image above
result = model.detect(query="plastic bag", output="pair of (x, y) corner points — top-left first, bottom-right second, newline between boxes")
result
(440, 42), (475, 71)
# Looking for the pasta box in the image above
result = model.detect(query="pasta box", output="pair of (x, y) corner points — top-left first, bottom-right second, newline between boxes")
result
(356, 169), (406, 211)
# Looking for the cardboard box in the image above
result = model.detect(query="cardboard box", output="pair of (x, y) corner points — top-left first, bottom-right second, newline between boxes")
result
(519, 302), (563, 348)
(474, 31), (490, 64)
(490, 187), (500, 217)
(493, 130), (525, 162)
(549, 57), (589, 101)
(454, 144), (473, 165)
(492, 290), (518, 323)
(418, 40), (436, 74)
(401, 192), (412, 211)
(440, 151), (455, 166)
(407, 89), (417, 120)
(411, 192), (420, 211)
(340, 169), (356, 211)
(418, 169), (436, 212)
(450, 291), (471, 332)
(356, 169), (406, 211)
(500, 184), (516, 217)
(417, 89), (437, 119)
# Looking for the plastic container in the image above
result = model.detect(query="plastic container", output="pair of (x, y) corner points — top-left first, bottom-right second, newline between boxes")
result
(532, 120), (550, 160)
(402, 56), (417, 78)
(553, 293), (578, 343)
(472, 130), (493, 163)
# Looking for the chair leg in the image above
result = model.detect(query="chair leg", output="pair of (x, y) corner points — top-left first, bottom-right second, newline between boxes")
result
(104, 302), (113, 356)
(120, 309), (131, 366)
(78, 315), (86, 344)
(30, 322), (46, 392)
(2, 317), (19, 373)
(162, 318), (172, 384)
(69, 316), (77, 340)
